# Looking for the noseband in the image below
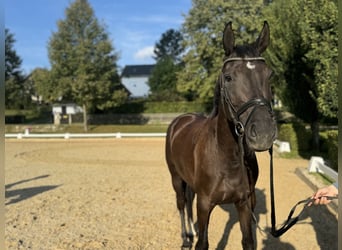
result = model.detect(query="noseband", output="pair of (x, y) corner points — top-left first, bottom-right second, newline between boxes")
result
(220, 57), (273, 137)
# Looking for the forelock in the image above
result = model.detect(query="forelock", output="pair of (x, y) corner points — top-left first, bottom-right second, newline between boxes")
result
(230, 44), (259, 58)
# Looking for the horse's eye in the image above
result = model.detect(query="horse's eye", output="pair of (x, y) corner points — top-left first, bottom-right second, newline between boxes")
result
(225, 75), (232, 82)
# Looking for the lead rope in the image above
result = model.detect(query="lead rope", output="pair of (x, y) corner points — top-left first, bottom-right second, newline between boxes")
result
(249, 146), (337, 237)
(268, 147), (338, 237)
(269, 146), (277, 236)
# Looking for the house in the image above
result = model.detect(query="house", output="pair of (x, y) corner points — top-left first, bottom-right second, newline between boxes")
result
(52, 103), (83, 125)
(121, 64), (154, 98)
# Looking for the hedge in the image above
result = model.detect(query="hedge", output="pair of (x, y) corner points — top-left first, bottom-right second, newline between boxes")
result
(144, 101), (206, 113)
(111, 101), (207, 114)
(277, 122), (311, 155)
(320, 130), (338, 171)
(277, 122), (337, 172)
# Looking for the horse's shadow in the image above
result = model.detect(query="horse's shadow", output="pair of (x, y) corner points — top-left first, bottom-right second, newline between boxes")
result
(5, 175), (60, 205)
(217, 188), (295, 250)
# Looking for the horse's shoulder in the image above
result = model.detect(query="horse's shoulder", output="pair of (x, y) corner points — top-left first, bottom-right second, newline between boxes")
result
(171, 113), (207, 126)
(178, 112), (207, 119)
(168, 113), (209, 142)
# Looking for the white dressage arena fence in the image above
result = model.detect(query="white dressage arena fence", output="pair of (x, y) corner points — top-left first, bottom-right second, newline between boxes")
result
(308, 156), (338, 183)
(5, 132), (167, 139)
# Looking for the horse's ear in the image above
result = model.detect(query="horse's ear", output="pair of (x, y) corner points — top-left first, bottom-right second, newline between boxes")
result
(255, 21), (270, 54)
(223, 21), (234, 56)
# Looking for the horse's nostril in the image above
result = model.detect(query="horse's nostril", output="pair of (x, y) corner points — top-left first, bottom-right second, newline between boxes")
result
(250, 124), (257, 137)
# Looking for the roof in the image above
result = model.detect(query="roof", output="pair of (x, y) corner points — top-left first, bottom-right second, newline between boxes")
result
(121, 64), (155, 77)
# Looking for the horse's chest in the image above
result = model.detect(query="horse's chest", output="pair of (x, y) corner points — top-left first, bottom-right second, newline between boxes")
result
(212, 175), (248, 203)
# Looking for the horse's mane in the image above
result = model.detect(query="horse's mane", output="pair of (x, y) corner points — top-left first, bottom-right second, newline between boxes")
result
(209, 44), (260, 119)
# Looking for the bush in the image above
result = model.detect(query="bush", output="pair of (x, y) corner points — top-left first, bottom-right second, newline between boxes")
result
(5, 106), (53, 124)
(320, 130), (338, 172)
(277, 123), (298, 154)
(277, 121), (310, 156)
(144, 101), (206, 113)
(111, 100), (206, 114)
(278, 122), (337, 172)
(109, 100), (145, 114)
(5, 115), (25, 124)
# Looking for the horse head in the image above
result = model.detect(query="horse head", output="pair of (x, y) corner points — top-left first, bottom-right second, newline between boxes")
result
(219, 21), (277, 151)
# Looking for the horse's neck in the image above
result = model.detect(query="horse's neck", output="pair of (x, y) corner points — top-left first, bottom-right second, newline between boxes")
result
(215, 111), (239, 147)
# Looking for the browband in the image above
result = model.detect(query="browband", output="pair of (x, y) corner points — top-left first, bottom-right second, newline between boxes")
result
(223, 57), (265, 64)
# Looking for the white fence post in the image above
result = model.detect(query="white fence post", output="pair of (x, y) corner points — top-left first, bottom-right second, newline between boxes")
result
(274, 139), (291, 153)
(308, 156), (338, 182)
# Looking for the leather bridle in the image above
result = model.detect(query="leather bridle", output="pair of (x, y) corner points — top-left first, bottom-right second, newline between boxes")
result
(219, 57), (274, 137)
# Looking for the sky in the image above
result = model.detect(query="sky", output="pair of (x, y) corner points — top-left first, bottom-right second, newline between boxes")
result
(5, 0), (192, 74)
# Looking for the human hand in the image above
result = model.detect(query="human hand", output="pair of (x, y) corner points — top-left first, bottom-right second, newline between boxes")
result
(311, 185), (338, 205)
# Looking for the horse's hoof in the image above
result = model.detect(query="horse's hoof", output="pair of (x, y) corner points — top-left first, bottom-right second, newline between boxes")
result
(181, 240), (192, 249)
(181, 246), (191, 250)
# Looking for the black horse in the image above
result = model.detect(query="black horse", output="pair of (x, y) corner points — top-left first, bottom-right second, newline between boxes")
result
(165, 21), (277, 250)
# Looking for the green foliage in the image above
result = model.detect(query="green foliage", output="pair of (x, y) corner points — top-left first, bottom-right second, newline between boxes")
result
(149, 29), (185, 101)
(153, 29), (184, 62)
(320, 130), (338, 171)
(144, 101), (206, 113)
(48, 0), (127, 130)
(263, 0), (338, 121)
(262, 0), (337, 151)
(277, 122), (311, 156)
(5, 107), (52, 124)
(28, 68), (57, 103)
(277, 122), (337, 171)
(5, 28), (30, 109)
(148, 57), (183, 101)
(177, 0), (268, 103)
(277, 124), (298, 156)
(112, 100), (206, 114)
(5, 29), (22, 81)
(300, 0), (338, 119)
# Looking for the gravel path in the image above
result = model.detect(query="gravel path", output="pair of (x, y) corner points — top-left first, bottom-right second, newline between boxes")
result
(5, 139), (338, 249)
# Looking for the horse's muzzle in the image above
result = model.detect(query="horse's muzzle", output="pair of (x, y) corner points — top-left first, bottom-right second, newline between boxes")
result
(245, 107), (277, 151)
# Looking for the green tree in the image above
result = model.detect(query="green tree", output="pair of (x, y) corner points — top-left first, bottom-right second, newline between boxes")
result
(149, 29), (185, 101)
(5, 28), (28, 109)
(263, 0), (338, 151)
(153, 29), (184, 62)
(300, 0), (338, 119)
(29, 68), (57, 103)
(178, 0), (269, 104)
(48, 0), (127, 131)
(148, 56), (182, 101)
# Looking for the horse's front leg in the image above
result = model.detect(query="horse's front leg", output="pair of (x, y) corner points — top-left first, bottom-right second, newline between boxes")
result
(195, 196), (214, 250)
(185, 185), (197, 242)
(235, 200), (255, 250)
